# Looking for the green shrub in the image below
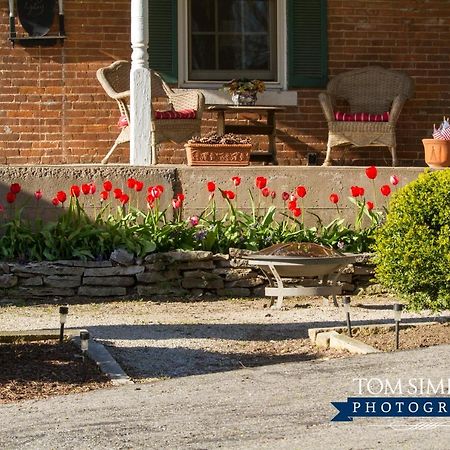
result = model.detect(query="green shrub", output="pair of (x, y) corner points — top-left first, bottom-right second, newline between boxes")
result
(374, 169), (450, 311)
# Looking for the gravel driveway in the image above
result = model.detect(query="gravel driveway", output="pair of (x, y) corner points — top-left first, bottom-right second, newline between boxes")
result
(1, 295), (448, 381)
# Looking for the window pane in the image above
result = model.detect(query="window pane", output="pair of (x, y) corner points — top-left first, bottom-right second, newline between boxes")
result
(218, 36), (242, 70)
(244, 35), (269, 70)
(242, 0), (268, 32)
(191, 35), (216, 70)
(188, 0), (277, 81)
(218, 0), (242, 32)
(191, 0), (215, 32)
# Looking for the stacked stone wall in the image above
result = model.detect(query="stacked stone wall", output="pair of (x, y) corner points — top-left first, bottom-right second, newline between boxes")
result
(0, 250), (374, 303)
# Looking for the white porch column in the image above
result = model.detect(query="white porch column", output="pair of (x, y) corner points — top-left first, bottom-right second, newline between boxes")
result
(130, 0), (153, 165)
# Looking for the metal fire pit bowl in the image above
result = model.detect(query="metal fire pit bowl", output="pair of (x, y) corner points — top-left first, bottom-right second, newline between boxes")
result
(244, 243), (364, 309)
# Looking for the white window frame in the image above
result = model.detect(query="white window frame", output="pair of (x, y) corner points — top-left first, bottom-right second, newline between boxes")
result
(178, 0), (287, 90)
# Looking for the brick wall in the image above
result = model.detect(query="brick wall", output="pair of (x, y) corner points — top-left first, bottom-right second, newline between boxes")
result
(0, 0), (448, 166)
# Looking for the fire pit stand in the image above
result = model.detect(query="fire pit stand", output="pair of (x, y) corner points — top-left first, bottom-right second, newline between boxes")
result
(245, 254), (362, 309)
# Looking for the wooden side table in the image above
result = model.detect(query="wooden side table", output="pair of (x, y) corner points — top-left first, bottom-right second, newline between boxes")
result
(207, 105), (285, 165)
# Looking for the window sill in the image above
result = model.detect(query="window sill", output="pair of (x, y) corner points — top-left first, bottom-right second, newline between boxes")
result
(197, 89), (298, 106)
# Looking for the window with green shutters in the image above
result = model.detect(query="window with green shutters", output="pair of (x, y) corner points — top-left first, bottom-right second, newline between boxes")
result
(148, 0), (327, 88)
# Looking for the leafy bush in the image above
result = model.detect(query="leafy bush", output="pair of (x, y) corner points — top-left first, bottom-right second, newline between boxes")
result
(374, 169), (450, 311)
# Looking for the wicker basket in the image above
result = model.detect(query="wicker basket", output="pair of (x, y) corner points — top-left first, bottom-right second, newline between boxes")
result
(185, 143), (251, 166)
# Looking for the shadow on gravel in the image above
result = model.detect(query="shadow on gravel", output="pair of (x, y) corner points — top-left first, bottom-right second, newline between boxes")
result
(104, 343), (329, 380)
(85, 315), (450, 342)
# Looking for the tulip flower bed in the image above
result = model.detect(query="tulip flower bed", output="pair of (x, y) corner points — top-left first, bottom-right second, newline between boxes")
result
(0, 167), (399, 263)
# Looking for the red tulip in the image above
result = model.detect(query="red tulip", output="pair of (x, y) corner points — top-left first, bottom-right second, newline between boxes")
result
(113, 188), (123, 199)
(146, 193), (155, 204)
(120, 193), (129, 205)
(100, 191), (109, 201)
(281, 192), (290, 201)
(177, 193), (185, 202)
(231, 176), (241, 187)
(222, 190), (235, 200)
(70, 185), (80, 197)
(270, 191), (276, 199)
(149, 185), (164, 199)
(56, 191), (67, 203)
(127, 178), (136, 189)
(34, 190), (42, 201)
(350, 186), (359, 197)
(10, 183), (21, 194)
(255, 176), (267, 189)
(134, 181), (144, 192)
(366, 201), (374, 211)
(207, 181), (216, 192)
(172, 198), (182, 209)
(365, 166), (378, 180)
(329, 193), (339, 204)
(103, 180), (113, 191)
(296, 185), (307, 198)
(288, 200), (297, 211)
(81, 184), (91, 195)
(293, 207), (302, 217)
(6, 192), (16, 204)
(51, 197), (59, 206)
(261, 187), (270, 197)
(380, 185), (391, 196)
(89, 183), (96, 195)
(390, 175), (399, 186)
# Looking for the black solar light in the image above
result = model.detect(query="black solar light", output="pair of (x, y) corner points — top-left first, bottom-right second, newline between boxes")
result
(59, 305), (69, 343)
(393, 303), (403, 350)
(343, 296), (352, 337)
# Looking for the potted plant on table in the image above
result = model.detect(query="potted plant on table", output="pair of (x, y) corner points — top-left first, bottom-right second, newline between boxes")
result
(223, 78), (266, 106)
(185, 132), (252, 166)
(422, 117), (450, 168)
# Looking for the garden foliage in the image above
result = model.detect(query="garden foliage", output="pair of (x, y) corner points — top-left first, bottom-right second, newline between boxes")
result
(0, 170), (392, 262)
(374, 169), (450, 311)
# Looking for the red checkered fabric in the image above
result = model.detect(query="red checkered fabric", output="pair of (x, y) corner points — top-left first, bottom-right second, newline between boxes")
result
(334, 111), (390, 122)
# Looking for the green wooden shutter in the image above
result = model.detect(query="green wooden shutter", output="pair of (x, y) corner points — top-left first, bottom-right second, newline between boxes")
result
(148, 0), (178, 83)
(287, 0), (328, 88)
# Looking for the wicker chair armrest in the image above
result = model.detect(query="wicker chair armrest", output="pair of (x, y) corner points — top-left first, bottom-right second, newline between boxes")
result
(318, 92), (336, 122)
(389, 94), (407, 124)
(168, 90), (205, 116)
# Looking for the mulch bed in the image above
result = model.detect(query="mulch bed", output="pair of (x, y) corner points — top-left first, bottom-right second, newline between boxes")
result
(353, 322), (450, 352)
(0, 339), (111, 404)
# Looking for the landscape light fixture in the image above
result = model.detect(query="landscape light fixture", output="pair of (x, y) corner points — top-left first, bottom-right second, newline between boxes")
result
(393, 303), (403, 350)
(59, 305), (69, 343)
(343, 296), (352, 337)
(80, 331), (90, 363)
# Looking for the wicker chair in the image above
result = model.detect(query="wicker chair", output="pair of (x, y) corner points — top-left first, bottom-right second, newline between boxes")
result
(96, 60), (205, 164)
(318, 66), (414, 166)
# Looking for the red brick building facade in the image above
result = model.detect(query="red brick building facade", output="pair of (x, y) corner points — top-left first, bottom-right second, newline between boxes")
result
(0, 0), (448, 166)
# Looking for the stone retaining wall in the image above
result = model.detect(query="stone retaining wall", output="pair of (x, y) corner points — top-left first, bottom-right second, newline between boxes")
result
(0, 250), (374, 302)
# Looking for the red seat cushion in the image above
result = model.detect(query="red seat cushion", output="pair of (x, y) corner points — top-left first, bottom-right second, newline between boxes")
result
(155, 109), (196, 120)
(334, 111), (390, 122)
(117, 109), (196, 128)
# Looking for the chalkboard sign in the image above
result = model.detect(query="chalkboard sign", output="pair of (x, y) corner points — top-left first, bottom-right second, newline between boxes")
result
(17, 0), (55, 37)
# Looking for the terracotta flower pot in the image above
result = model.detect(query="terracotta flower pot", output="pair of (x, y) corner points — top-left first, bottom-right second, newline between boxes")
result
(422, 139), (450, 168)
(185, 143), (252, 166)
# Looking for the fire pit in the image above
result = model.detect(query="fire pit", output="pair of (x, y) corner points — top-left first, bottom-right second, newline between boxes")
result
(244, 243), (364, 309)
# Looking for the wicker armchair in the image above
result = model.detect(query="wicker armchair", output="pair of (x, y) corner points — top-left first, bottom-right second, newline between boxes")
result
(318, 66), (414, 166)
(96, 60), (205, 164)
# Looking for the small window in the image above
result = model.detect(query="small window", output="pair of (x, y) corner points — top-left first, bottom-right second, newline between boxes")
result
(188, 0), (277, 81)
